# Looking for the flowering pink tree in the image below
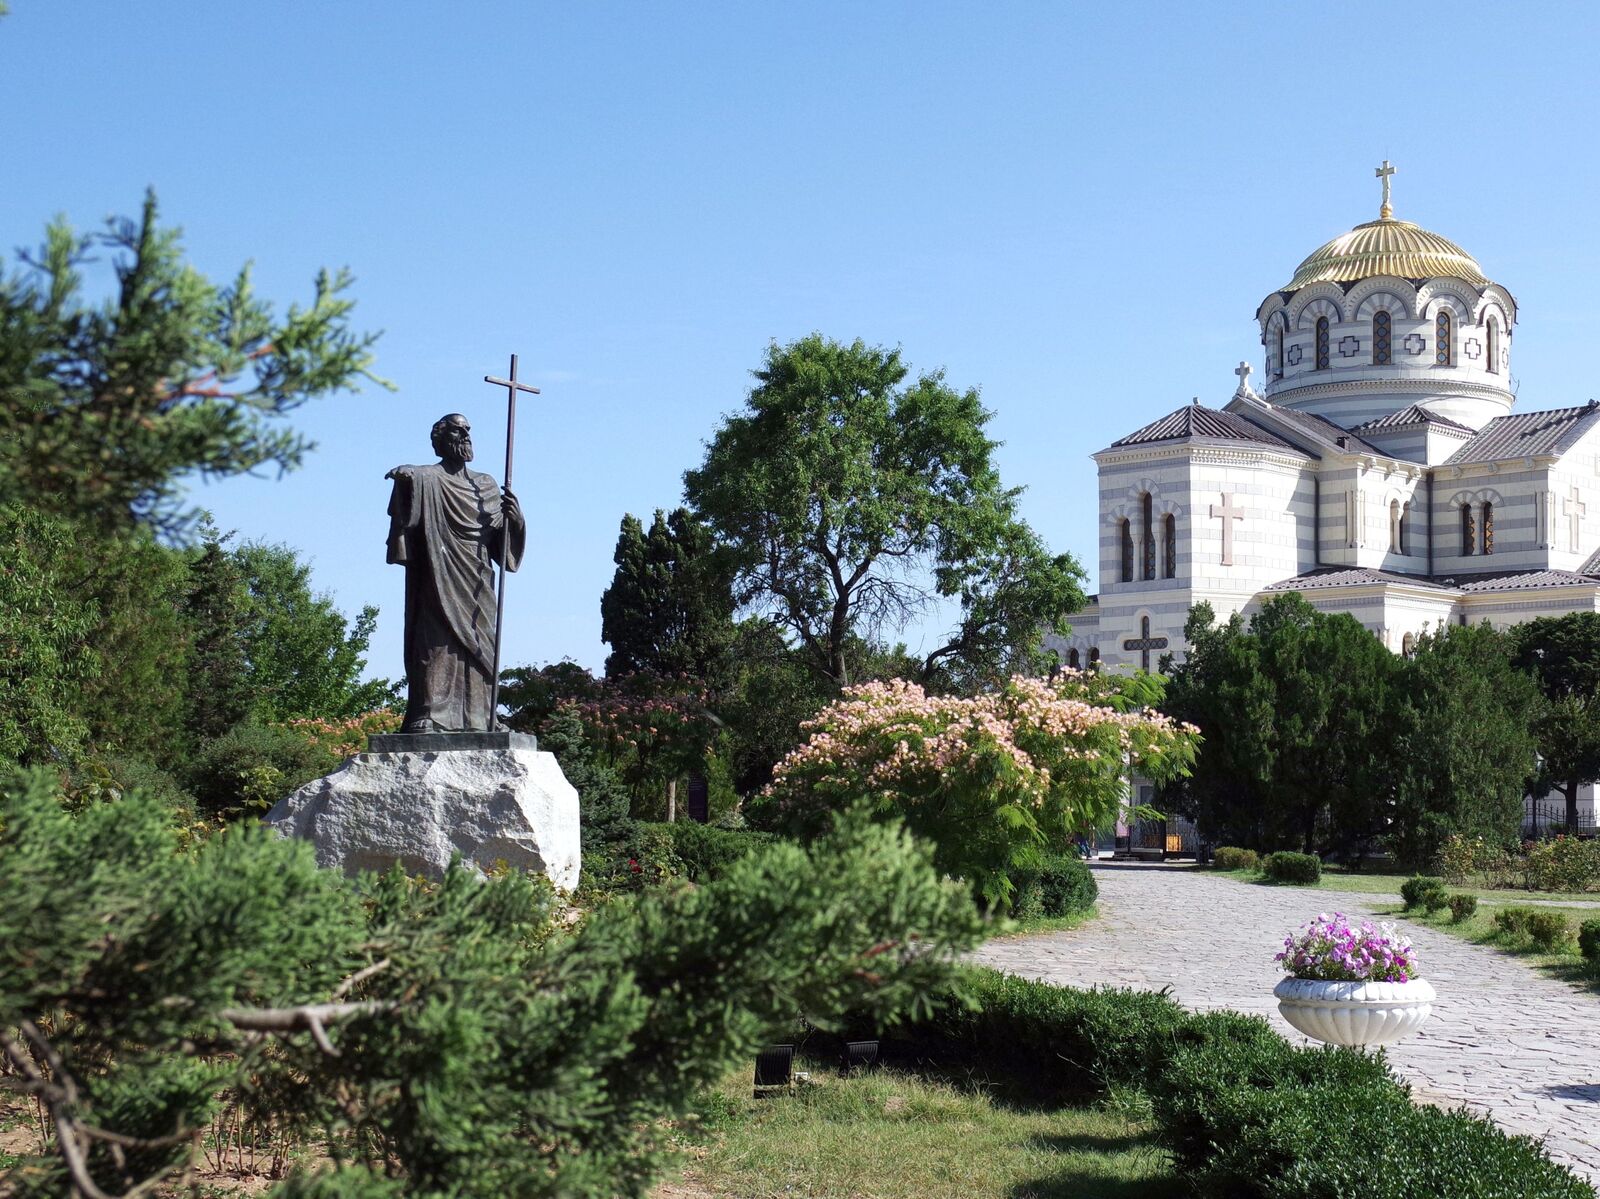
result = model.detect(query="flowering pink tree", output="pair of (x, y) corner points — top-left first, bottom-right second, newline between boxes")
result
(762, 671), (1199, 906)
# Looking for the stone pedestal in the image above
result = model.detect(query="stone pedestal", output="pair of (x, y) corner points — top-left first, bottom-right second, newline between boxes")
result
(264, 734), (581, 889)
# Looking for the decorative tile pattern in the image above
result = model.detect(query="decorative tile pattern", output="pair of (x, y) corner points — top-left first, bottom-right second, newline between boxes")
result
(1404, 332), (1426, 356)
(1338, 335), (1360, 358)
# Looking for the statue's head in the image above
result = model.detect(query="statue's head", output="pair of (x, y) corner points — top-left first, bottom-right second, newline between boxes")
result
(431, 413), (474, 464)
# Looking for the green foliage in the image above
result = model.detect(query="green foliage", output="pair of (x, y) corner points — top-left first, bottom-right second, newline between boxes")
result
(1422, 890), (1449, 915)
(1512, 614), (1600, 834)
(0, 772), (983, 1199)
(1212, 846), (1259, 871)
(181, 528), (252, 741)
(1448, 894), (1478, 922)
(499, 660), (604, 733)
(1262, 851), (1322, 884)
(233, 541), (397, 721)
(1388, 624), (1540, 869)
(537, 705), (636, 857)
(0, 504), (95, 764)
(0, 192), (385, 540)
(1009, 853), (1098, 918)
(1525, 910), (1572, 952)
(649, 819), (774, 882)
(1522, 835), (1600, 892)
(600, 507), (735, 683)
(1161, 596), (1398, 858)
(183, 721), (333, 818)
(1436, 833), (1513, 886)
(683, 334), (1085, 687)
(1494, 907), (1533, 936)
(1578, 919), (1600, 963)
(1401, 876), (1448, 911)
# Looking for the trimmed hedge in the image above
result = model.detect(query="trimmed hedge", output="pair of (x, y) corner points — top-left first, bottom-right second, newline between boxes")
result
(885, 968), (1590, 1198)
(1579, 919), (1600, 964)
(1263, 851), (1322, 884)
(1448, 893), (1479, 923)
(1526, 910), (1572, 952)
(1402, 875), (1448, 911)
(1010, 853), (1097, 920)
(1212, 846), (1259, 871)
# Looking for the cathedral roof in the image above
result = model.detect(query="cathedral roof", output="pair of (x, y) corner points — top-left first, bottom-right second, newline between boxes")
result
(1262, 567), (1452, 593)
(1351, 404), (1475, 434)
(1284, 217), (1489, 291)
(1226, 396), (1383, 458)
(1444, 402), (1600, 465)
(1108, 403), (1297, 451)
(1452, 570), (1600, 592)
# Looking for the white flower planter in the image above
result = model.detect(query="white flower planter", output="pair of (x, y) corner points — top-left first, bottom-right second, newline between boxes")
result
(1272, 977), (1435, 1047)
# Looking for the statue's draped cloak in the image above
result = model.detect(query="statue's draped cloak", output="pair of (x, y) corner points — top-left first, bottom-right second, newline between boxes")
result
(387, 464), (525, 731)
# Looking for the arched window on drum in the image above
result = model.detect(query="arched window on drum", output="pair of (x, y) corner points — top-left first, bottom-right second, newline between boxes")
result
(1372, 310), (1392, 365)
(1436, 309), (1453, 366)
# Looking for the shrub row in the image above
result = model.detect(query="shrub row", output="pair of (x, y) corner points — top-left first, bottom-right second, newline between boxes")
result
(1262, 850), (1322, 884)
(1212, 845), (1258, 871)
(1009, 853), (1097, 920)
(886, 968), (1589, 1198)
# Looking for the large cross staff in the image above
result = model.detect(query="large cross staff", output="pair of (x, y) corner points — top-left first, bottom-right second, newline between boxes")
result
(484, 353), (541, 726)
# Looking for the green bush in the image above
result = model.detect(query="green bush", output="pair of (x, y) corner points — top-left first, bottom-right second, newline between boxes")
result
(656, 820), (774, 882)
(1448, 894), (1478, 923)
(1212, 846), (1259, 871)
(183, 721), (332, 819)
(1526, 910), (1571, 952)
(1522, 835), (1600, 893)
(1010, 853), (1098, 918)
(1262, 851), (1322, 884)
(1579, 919), (1600, 963)
(1401, 875), (1448, 911)
(1493, 907), (1533, 936)
(1422, 890), (1450, 915)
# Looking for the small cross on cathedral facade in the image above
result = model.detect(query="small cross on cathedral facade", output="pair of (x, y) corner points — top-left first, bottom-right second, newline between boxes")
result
(1122, 615), (1168, 671)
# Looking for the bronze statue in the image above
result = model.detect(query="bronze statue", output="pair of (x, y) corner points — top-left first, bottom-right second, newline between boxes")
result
(385, 414), (525, 732)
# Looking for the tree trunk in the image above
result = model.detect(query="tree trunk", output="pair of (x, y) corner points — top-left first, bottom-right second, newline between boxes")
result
(1567, 779), (1581, 835)
(667, 777), (677, 824)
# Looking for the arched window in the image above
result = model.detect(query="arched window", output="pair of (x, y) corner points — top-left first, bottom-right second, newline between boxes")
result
(1401, 501), (1410, 555)
(1436, 309), (1453, 366)
(1163, 513), (1177, 579)
(1141, 493), (1155, 580)
(1067, 648), (1081, 670)
(1482, 502), (1494, 555)
(1315, 316), (1330, 370)
(1461, 503), (1475, 556)
(1275, 325), (1285, 378)
(1389, 500), (1402, 553)
(1402, 632), (1416, 657)
(1486, 319), (1499, 375)
(1372, 311), (1392, 364)
(1087, 647), (1101, 671)
(1120, 518), (1134, 583)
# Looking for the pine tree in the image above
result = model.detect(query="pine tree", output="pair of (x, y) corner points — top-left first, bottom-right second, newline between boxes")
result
(181, 529), (251, 743)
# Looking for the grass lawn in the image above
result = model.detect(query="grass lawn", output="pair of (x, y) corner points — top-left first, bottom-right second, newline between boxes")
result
(1202, 866), (1600, 907)
(664, 1059), (1178, 1199)
(990, 906), (1098, 940)
(1372, 900), (1600, 992)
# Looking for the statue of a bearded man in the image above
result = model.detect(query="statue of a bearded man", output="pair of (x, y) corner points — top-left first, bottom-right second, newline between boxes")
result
(385, 413), (525, 732)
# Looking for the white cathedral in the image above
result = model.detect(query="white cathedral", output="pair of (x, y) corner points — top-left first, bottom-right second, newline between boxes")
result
(1048, 164), (1600, 682)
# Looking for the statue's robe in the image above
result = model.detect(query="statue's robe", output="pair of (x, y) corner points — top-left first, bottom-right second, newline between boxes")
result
(386, 464), (526, 731)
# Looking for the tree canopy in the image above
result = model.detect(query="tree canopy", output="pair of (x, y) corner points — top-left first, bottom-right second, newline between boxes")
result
(1511, 612), (1600, 832)
(683, 335), (1084, 688)
(0, 191), (385, 540)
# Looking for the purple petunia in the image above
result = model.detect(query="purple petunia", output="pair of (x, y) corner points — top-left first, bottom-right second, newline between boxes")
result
(1276, 912), (1419, 983)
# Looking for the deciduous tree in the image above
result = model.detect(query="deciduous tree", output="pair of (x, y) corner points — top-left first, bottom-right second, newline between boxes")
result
(683, 335), (1084, 687)
(1511, 613), (1600, 833)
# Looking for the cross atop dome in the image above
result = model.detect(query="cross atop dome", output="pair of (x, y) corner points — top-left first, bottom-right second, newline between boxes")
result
(1376, 160), (1396, 220)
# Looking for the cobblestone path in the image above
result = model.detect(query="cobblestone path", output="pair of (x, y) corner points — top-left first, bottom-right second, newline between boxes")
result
(973, 862), (1600, 1184)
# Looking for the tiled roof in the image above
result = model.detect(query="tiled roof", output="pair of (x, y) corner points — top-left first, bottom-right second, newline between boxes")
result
(1262, 567), (1451, 593)
(1225, 397), (1383, 457)
(1108, 403), (1298, 451)
(1352, 404), (1475, 434)
(1451, 570), (1600, 593)
(1262, 567), (1600, 596)
(1445, 403), (1600, 465)
(1583, 547), (1600, 575)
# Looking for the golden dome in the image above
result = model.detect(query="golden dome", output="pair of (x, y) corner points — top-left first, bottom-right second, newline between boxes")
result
(1285, 218), (1489, 290)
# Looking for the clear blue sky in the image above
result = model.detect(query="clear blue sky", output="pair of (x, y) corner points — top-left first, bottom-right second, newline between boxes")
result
(6, 2), (1600, 681)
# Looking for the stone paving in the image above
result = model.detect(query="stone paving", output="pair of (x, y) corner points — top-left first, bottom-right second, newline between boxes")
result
(973, 862), (1600, 1184)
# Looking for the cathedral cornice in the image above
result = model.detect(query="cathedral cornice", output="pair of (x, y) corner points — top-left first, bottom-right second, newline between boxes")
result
(1268, 377), (1514, 406)
(1094, 444), (1310, 471)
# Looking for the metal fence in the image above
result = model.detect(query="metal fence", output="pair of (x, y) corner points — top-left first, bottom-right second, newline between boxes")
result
(1523, 800), (1597, 840)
